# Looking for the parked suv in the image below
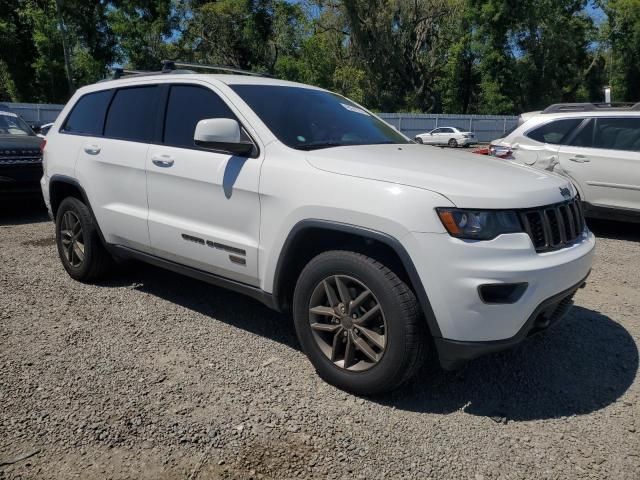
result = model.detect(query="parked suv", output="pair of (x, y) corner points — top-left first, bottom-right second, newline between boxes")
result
(0, 108), (43, 197)
(492, 103), (640, 222)
(41, 66), (595, 394)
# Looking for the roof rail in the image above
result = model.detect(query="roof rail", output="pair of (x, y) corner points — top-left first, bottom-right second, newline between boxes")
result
(104, 60), (273, 82)
(112, 67), (151, 80)
(542, 102), (640, 114)
(164, 60), (274, 78)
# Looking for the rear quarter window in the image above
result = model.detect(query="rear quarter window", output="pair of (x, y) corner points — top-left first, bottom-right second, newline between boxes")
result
(593, 117), (640, 152)
(62, 90), (112, 136)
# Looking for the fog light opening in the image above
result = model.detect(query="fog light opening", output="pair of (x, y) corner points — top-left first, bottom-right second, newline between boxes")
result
(478, 283), (528, 304)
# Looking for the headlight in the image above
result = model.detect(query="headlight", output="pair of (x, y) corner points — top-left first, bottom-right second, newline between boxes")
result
(436, 208), (522, 240)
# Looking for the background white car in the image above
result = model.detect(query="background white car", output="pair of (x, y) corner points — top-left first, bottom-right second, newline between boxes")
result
(415, 127), (476, 147)
(491, 102), (640, 223)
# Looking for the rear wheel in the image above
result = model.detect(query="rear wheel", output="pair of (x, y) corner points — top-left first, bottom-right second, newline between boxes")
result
(293, 251), (426, 395)
(55, 197), (113, 281)
(448, 138), (458, 148)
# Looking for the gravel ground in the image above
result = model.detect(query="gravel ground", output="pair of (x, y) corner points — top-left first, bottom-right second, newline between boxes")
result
(1, 201), (639, 480)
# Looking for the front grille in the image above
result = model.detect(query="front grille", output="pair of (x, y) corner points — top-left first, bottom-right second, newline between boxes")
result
(520, 198), (585, 252)
(0, 156), (41, 165)
(0, 148), (42, 165)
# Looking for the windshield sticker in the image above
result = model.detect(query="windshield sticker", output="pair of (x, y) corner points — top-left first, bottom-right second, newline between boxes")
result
(340, 103), (369, 116)
(0, 111), (18, 117)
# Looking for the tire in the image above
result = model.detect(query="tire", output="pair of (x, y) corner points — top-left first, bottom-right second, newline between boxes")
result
(293, 251), (426, 395)
(415, 137), (423, 144)
(55, 196), (113, 281)
(448, 138), (458, 148)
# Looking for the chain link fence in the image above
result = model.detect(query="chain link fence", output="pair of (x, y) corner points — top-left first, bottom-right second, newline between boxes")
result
(378, 113), (519, 143)
(1, 102), (64, 125)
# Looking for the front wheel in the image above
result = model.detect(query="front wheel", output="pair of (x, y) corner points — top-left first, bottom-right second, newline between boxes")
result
(415, 137), (423, 144)
(293, 251), (426, 395)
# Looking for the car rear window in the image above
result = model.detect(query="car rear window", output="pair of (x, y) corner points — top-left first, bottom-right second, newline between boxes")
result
(526, 118), (582, 144)
(62, 90), (112, 136)
(104, 86), (159, 142)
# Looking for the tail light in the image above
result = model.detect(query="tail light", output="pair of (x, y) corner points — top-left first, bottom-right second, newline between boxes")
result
(39, 139), (47, 154)
(489, 144), (513, 159)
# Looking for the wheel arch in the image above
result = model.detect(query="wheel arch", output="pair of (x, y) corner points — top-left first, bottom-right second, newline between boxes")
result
(49, 175), (108, 246)
(272, 220), (442, 338)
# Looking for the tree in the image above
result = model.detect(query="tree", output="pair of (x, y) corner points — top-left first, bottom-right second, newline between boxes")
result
(339, 0), (464, 112)
(0, 0), (37, 101)
(600, 0), (640, 101)
(108, 0), (178, 70)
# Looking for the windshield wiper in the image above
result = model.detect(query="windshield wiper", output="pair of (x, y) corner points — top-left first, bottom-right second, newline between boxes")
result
(295, 141), (347, 151)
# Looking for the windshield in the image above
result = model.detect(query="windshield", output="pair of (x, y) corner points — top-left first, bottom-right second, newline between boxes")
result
(0, 112), (35, 136)
(230, 85), (409, 150)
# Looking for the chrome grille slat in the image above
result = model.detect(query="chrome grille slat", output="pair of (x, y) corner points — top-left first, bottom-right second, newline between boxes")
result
(521, 198), (585, 253)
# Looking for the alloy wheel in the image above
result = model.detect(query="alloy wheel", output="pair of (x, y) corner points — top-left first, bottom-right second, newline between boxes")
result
(308, 275), (387, 371)
(60, 211), (85, 267)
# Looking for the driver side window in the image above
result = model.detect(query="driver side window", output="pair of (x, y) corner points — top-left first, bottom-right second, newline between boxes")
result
(164, 85), (249, 149)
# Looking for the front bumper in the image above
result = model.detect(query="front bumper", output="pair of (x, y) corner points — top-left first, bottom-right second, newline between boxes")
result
(435, 274), (587, 369)
(0, 163), (43, 197)
(403, 228), (595, 366)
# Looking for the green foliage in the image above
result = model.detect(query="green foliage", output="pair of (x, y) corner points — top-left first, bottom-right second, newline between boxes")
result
(0, 0), (636, 111)
(601, 0), (640, 101)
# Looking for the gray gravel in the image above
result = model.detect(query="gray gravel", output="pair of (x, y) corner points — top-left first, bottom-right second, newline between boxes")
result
(1, 202), (639, 479)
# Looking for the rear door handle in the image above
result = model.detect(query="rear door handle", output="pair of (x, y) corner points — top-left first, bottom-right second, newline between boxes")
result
(151, 155), (175, 168)
(569, 155), (590, 163)
(84, 144), (101, 155)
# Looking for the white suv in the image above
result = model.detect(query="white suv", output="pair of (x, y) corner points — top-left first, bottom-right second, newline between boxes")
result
(41, 65), (595, 394)
(492, 103), (640, 223)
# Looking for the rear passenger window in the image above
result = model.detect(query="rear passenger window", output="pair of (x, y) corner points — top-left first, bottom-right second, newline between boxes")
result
(570, 119), (594, 147)
(164, 85), (236, 148)
(104, 86), (159, 142)
(527, 119), (582, 144)
(62, 90), (112, 136)
(593, 118), (640, 151)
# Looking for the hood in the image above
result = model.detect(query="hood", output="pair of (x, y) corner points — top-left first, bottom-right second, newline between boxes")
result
(305, 144), (575, 209)
(0, 135), (42, 155)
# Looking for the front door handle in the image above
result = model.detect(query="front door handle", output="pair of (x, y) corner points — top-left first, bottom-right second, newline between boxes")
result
(569, 155), (590, 163)
(84, 144), (101, 155)
(151, 155), (175, 168)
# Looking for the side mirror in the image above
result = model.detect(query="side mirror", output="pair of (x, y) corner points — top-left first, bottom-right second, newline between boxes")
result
(194, 118), (254, 156)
